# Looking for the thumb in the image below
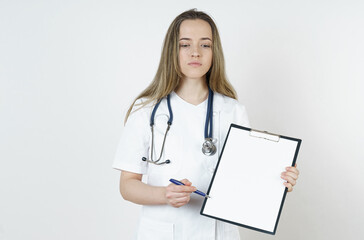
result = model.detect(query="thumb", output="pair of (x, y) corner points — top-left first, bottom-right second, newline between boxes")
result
(180, 179), (192, 186)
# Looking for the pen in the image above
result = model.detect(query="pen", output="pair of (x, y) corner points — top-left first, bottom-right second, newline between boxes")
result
(169, 179), (211, 198)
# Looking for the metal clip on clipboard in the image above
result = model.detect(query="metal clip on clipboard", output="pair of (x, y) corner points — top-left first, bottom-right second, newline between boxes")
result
(249, 129), (280, 142)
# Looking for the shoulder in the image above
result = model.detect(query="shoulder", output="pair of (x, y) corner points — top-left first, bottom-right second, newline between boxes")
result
(214, 92), (247, 113)
(126, 98), (155, 124)
(214, 92), (250, 127)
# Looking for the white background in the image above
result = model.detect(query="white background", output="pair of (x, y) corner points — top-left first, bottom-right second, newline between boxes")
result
(1, 0), (363, 239)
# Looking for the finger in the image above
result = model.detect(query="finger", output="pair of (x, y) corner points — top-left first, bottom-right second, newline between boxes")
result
(173, 201), (188, 208)
(172, 203), (183, 208)
(284, 182), (293, 192)
(282, 171), (298, 180)
(165, 191), (190, 200)
(175, 195), (190, 204)
(168, 184), (196, 193)
(169, 196), (189, 205)
(286, 166), (299, 176)
(180, 179), (192, 186)
(281, 174), (297, 186)
(170, 196), (190, 207)
(174, 185), (196, 193)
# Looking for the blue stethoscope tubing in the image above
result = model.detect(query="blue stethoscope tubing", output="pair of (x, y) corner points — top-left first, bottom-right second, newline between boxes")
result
(142, 88), (216, 165)
(205, 88), (213, 139)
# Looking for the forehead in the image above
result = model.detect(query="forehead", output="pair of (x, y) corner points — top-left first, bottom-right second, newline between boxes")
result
(179, 19), (212, 39)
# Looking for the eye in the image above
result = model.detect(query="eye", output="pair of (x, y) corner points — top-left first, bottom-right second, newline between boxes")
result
(201, 44), (211, 48)
(179, 44), (190, 48)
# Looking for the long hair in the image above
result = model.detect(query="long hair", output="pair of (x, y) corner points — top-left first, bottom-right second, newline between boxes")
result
(124, 9), (237, 123)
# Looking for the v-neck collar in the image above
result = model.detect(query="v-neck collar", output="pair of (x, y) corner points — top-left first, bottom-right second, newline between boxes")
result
(171, 91), (208, 109)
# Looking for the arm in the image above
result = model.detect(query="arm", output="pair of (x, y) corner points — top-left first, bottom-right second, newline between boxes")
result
(120, 170), (197, 207)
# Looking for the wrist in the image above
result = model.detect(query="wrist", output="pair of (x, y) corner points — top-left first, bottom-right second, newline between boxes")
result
(161, 186), (168, 205)
(152, 186), (168, 205)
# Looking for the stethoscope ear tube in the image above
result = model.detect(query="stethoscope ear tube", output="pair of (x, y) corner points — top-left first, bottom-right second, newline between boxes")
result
(143, 122), (172, 165)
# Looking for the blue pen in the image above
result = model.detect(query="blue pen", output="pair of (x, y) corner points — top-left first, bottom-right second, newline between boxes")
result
(169, 179), (211, 198)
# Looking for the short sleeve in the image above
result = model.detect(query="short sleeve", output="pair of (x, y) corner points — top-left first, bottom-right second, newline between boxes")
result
(112, 102), (151, 174)
(233, 102), (250, 128)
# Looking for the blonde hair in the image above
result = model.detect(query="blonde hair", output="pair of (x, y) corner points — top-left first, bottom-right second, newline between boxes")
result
(124, 9), (237, 123)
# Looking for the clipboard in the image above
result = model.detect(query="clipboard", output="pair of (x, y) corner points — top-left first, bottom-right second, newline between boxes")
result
(200, 124), (301, 235)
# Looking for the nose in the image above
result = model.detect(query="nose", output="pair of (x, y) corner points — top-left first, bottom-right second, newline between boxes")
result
(191, 45), (200, 58)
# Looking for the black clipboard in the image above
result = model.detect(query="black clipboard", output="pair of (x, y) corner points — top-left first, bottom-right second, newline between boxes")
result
(200, 124), (301, 235)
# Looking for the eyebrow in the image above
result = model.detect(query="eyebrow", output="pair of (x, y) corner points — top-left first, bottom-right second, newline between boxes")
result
(179, 37), (212, 41)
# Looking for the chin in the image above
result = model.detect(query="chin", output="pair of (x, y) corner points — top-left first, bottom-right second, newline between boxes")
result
(183, 72), (209, 80)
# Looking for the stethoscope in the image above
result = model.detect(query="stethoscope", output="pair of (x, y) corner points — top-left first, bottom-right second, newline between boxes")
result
(142, 88), (216, 165)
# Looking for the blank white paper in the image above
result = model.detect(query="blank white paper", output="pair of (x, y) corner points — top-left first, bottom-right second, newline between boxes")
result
(202, 126), (299, 233)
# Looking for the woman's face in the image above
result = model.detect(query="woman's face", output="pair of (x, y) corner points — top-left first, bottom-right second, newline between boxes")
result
(178, 19), (213, 81)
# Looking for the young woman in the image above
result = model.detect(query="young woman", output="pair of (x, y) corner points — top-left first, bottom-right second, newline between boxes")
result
(113, 9), (299, 240)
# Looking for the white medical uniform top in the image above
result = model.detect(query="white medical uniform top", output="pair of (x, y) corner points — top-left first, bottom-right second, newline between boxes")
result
(113, 91), (250, 240)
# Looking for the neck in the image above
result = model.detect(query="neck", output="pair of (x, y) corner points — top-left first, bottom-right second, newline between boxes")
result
(175, 77), (209, 105)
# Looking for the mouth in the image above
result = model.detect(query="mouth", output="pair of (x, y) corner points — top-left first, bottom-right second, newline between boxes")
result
(188, 62), (202, 67)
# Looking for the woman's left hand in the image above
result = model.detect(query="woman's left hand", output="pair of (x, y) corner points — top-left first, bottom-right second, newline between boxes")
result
(281, 164), (299, 192)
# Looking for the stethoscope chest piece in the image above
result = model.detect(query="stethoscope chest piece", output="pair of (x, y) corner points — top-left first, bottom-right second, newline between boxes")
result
(202, 138), (217, 156)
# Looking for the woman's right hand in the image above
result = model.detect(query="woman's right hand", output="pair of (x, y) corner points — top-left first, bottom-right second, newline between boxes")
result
(165, 179), (196, 208)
